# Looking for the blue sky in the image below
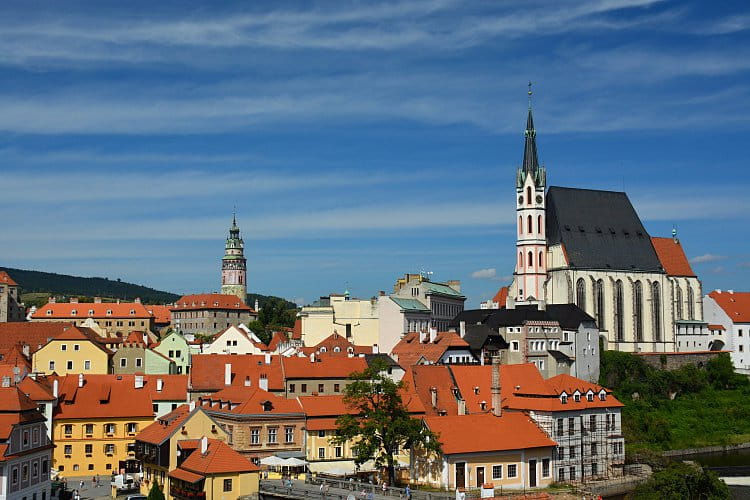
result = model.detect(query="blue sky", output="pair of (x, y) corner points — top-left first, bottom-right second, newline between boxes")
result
(1, 0), (749, 306)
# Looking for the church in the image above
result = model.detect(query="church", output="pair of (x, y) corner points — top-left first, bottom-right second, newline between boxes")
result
(506, 89), (704, 353)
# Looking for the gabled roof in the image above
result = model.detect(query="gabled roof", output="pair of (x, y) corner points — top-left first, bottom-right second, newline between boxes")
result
(0, 385), (41, 412)
(51, 326), (114, 355)
(268, 331), (289, 352)
(147, 305), (172, 324)
(18, 376), (55, 401)
(0, 271), (18, 286)
(407, 365), (459, 416)
(298, 332), (372, 357)
(200, 386), (303, 415)
(424, 282), (465, 299)
(281, 355), (367, 380)
(452, 304), (594, 331)
(190, 354), (284, 392)
(298, 395), (353, 417)
(708, 290), (750, 324)
(546, 186), (663, 273)
(391, 332), (470, 369)
(33, 301), (152, 319)
(292, 319), (302, 340)
(461, 325), (509, 352)
(179, 438), (259, 474)
(172, 294), (254, 312)
(491, 287), (509, 308)
(425, 413), (555, 455)
(54, 374), (159, 420)
(651, 237), (696, 277)
(0, 323), (75, 355)
(390, 297), (430, 312)
(136, 404), (193, 445)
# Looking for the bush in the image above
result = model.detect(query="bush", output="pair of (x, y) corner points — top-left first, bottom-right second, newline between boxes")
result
(629, 461), (730, 499)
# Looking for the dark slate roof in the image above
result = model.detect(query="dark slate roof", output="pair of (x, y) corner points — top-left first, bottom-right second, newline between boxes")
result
(546, 186), (664, 273)
(462, 324), (509, 352)
(548, 350), (573, 363)
(451, 304), (595, 331)
(364, 353), (400, 368)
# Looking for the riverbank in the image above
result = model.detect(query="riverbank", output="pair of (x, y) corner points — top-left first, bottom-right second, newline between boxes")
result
(663, 441), (750, 458)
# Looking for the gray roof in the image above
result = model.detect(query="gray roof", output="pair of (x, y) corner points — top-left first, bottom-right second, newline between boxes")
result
(546, 186), (664, 273)
(451, 304), (596, 331)
(462, 324), (509, 352)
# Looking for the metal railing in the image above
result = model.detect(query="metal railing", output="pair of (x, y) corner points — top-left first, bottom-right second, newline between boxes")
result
(305, 477), (453, 500)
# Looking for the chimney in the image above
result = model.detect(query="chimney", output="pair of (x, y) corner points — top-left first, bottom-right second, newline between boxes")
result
(506, 297), (515, 310)
(70, 297), (78, 304)
(430, 387), (437, 408)
(372, 344), (379, 354)
(538, 300), (546, 311)
(264, 353), (271, 365)
(420, 331), (428, 343)
(429, 327), (437, 343)
(142, 333), (149, 346)
(78, 373), (84, 388)
(459, 321), (466, 338)
(53, 379), (59, 398)
(491, 355), (502, 417)
(200, 436), (208, 455)
(310, 353), (316, 363)
(189, 400), (196, 411)
(244, 376), (251, 387)
(259, 373), (269, 391)
(22, 344), (30, 358)
(94, 297), (102, 304)
(134, 297), (141, 304)
(1, 377), (10, 388)
(156, 378), (164, 392)
(224, 364), (232, 385)
(729, 290), (734, 294)
(457, 399), (466, 415)
(49, 296), (56, 304)
(134, 375), (144, 389)
(446, 280), (461, 293)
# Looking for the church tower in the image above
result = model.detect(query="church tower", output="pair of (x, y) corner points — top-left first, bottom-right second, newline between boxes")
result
(221, 213), (247, 302)
(514, 84), (547, 301)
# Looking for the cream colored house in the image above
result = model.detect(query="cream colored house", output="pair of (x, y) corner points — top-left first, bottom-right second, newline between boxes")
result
(298, 293), (379, 347)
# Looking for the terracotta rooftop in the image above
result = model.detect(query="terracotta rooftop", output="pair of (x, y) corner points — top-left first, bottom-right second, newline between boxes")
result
(136, 404), (193, 445)
(424, 413), (556, 455)
(172, 294), (254, 312)
(169, 467), (204, 483)
(18, 376), (56, 401)
(0, 271), (18, 286)
(298, 332), (373, 357)
(292, 319), (302, 340)
(147, 305), (173, 324)
(190, 354), (284, 392)
(407, 365), (460, 416)
(709, 290), (750, 324)
(0, 322), (76, 355)
(33, 301), (152, 319)
(391, 331), (470, 369)
(492, 286), (509, 307)
(54, 374), (161, 420)
(179, 438), (259, 474)
(281, 355), (368, 380)
(651, 237), (696, 277)
(200, 386), (303, 415)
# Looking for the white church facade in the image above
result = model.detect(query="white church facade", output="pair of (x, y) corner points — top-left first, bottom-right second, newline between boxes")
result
(507, 89), (705, 353)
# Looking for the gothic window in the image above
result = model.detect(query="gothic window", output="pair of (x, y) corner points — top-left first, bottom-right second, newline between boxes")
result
(595, 279), (605, 330)
(576, 278), (586, 311)
(527, 215), (533, 234)
(519, 252), (523, 269)
(676, 286), (683, 320)
(528, 251), (533, 269)
(634, 281), (643, 342)
(538, 215), (542, 234)
(687, 284), (695, 320)
(519, 216), (523, 235)
(539, 251), (544, 269)
(652, 282), (661, 342)
(527, 186), (532, 205)
(614, 280), (624, 342)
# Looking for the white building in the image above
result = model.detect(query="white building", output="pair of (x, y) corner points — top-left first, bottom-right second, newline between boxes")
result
(202, 324), (268, 355)
(703, 290), (749, 373)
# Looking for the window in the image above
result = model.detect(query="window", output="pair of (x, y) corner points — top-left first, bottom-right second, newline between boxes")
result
(85, 424), (94, 435)
(73, 464), (79, 471)
(568, 418), (575, 434)
(334, 384), (340, 392)
(574, 393), (581, 402)
(676, 287), (683, 320)
(595, 279), (605, 330)
(576, 278), (586, 311)
(169, 350), (174, 357)
(633, 281), (643, 341)
(42, 460), (48, 474)
(318, 383), (324, 393)
(527, 215), (533, 234)
(88, 464), (95, 471)
(592, 462), (598, 476)
(251, 428), (260, 445)
(289, 383), (295, 393)
(335, 446), (342, 458)
(285, 426), (294, 443)
(49, 361), (55, 371)
(153, 403), (159, 413)
(687, 284), (695, 320)
(74, 344), (80, 351)
(61, 344), (67, 351)
(127, 423), (138, 433)
(318, 430), (326, 438)
(511, 341), (519, 352)
(561, 394), (568, 404)
(614, 280), (624, 342)
(66, 360), (73, 370)
(64, 425), (73, 435)
(33, 428), (39, 444)
(223, 479), (233, 492)
(64, 445), (73, 454)
(587, 393), (594, 402)
(542, 458), (550, 478)
(22, 464), (28, 481)
(318, 448), (325, 459)
(85, 444), (93, 455)
(105, 443), (115, 454)
(83, 360), (91, 370)
(135, 358), (143, 368)
(652, 282), (661, 341)
(569, 466), (576, 480)
(556, 419), (564, 436)
(558, 468), (565, 481)
(528, 251), (533, 268)
(507, 464), (517, 478)
(176, 350), (182, 357)
(740, 345), (744, 352)
(268, 427), (278, 444)
(104, 423), (115, 434)
(538, 215), (542, 234)
(591, 442), (598, 456)
(301, 384), (307, 393)
(492, 465), (502, 480)
(120, 358), (127, 368)
(590, 415), (597, 431)
(23, 430), (29, 445)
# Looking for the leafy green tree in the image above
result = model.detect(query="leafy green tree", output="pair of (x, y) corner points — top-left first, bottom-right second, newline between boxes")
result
(629, 461), (730, 499)
(333, 359), (442, 486)
(147, 479), (166, 500)
(707, 353), (748, 390)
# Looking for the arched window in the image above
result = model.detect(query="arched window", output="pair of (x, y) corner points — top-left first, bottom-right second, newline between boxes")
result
(538, 251), (544, 269)
(526, 186), (532, 205)
(537, 215), (542, 234)
(519, 216), (523, 235)
(527, 215), (533, 234)
(519, 252), (523, 269)
(595, 279), (605, 330)
(528, 251), (533, 268)
(687, 284), (694, 320)
(576, 278), (586, 311)
(652, 282), (661, 342)
(676, 286), (683, 320)
(634, 281), (643, 342)
(614, 280), (624, 342)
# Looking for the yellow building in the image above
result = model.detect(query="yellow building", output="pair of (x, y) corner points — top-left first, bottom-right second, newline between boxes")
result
(135, 404), (229, 498)
(299, 293), (379, 347)
(32, 325), (112, 375)
(53, 374), (156, 475)
(416, 414), (555, 491)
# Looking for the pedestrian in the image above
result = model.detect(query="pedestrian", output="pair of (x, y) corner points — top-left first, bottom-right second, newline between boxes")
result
(405, 485), (411, 500)
(324, 483), (330, 496)
(79, 479), (85, 491)
(360, 488), (367, 498)
(320, 481), (325, 493)
(382, 482), (388, 495)
(367, 490), (374, 500)
(74, 489), (81, 500)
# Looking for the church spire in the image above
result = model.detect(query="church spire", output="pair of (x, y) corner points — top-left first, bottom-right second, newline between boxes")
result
(522, 82), (539, 177)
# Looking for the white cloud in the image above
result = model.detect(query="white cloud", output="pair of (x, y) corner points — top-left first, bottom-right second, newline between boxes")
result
(690, 254), (728, 264)
(471, 268), (497, 279)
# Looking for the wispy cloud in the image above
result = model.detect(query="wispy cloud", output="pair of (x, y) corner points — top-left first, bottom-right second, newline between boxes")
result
(690, 254), (728, 264)
(471, 268), (497, 279)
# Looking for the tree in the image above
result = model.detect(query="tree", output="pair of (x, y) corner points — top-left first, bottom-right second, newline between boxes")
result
(333, 359), (441, 486)
(629, 461), (730, 499)
(147, 479), (166, 500)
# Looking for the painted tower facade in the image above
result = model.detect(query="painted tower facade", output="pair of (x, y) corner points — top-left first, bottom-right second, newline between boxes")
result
(514, 89), (547, 301)
(221, 214), (247, 302)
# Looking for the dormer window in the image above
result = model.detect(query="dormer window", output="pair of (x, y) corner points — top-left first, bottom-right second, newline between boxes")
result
(587, 393), (594, 402)
(130, 309), (136, 315)
(70, 309), (77, 316)
(46, 310), (52, 316)
(560, 393), (568, 404)
(480, 401), (487, 411)
(106, 310), (112, 316)
(320, 347), (327, 353)
(333, 347), (341, 353)
(574, 392), (581, 403)
(214, 301), (219, 306)
(599, 391), (606, 401)
(88, 309), (94, 315)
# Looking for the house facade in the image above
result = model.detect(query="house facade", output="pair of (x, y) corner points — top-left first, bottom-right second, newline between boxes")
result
(0, 272), (24, 323)
(171, 294), (256, 337)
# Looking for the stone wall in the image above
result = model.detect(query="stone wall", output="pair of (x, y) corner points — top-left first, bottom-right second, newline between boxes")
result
(634, 351), (726, 371)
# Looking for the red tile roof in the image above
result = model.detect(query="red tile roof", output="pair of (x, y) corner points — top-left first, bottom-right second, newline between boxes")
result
(18, 376), (55, 401)
(492, 287), (509, 307)
(391, 332), (469, 369)
(298, 395), (351, 417)
(0, 345), (32, 370)
(190, 354), (284, 392)
(305, 417), (339, 431)
(200, 386), (303, 415)
(136, 404), (193, 445)
(407, 365), (459, 416)
(424, 413), (556, 455)
(708, 324), (726, 331)
(147, 305), (173, 324)
(651, 237), (696, 277)
(0, 385), (41, 412)
(709, 290), (750, 323)
(169, 467), (204, 483)
(0, 271), (18, 286)
(292, 319), (302, 340)
(0, 322), (76, 355)
(54, 374), (159, 420)
(33, 301), (152, 319)
(143, 375), (188, 401)
(298, 332), (373, 357)
(179, 438), (259, 474)
(172, 294), (254, 312)
(268, 331), (289, 352)
(51, 325), (114, 354)
(281, 355), (368, 380)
